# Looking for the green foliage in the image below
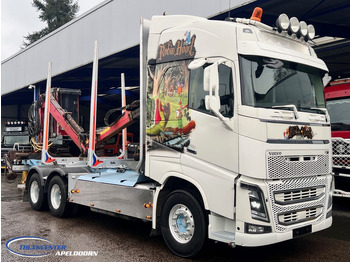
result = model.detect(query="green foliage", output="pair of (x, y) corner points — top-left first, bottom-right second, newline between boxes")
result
(22, 0), (79, 47)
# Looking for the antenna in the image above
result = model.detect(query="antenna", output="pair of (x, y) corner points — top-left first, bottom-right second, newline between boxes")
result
(228, 0), (231, 19)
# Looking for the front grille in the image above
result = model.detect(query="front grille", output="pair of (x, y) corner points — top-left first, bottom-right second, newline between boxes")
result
(274, 186), (325, 205)
(267, 154), (329, 179)
(278, 206), (323, 225)
(332, 138), (350, 169)
(268, 176), (328, 232)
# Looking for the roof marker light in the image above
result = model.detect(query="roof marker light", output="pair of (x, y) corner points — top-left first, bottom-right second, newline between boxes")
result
(250, 7), (263, 22)
(276, 13), (289, 32)
(288, 17), (300, 34)
(299, 21), (308, 37)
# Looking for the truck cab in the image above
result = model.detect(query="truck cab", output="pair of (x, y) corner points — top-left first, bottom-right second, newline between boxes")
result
(1, 121), (31, 170)
(325, 79), (350, 197)
(145, 10), (332, 252)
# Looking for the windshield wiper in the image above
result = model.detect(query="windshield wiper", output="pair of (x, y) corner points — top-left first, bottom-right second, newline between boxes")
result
(309, 107), (326, 115)
(272, 104), (299, 119)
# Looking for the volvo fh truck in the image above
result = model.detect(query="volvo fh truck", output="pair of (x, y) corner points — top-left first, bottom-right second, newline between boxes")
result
(23, 8), (333, 257)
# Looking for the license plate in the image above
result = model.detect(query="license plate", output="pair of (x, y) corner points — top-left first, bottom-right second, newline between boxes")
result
(293, 225), (312, 238)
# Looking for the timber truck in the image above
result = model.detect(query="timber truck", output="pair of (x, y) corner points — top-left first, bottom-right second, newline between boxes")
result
(23, 8), (333, 258)
(325, 78), (350, 197)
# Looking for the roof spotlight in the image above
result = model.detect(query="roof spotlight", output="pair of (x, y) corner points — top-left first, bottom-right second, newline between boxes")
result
(298, 21), (308, 37)
(307, 24), (315, 40)
(276, 13), (289, 31)
(288, 17), (300, 34)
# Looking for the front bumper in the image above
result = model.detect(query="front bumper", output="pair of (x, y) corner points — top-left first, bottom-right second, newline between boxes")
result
(234, 174), (333, 246)
(235, 216), (332, 246)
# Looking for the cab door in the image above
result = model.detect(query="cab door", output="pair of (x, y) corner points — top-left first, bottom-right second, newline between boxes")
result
(183, 59), (238, 173)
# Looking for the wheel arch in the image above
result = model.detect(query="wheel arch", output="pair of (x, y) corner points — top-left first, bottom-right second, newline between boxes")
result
(154, 173), (209, 229)
(26, 166), (47, 190)
(45, 170), (68, 192)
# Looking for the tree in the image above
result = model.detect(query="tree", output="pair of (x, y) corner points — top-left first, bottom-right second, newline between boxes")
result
(22, 0), (79, 47)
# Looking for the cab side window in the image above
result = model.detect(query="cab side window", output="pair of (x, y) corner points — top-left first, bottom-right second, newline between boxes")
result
(189, 63), (234, 117)
(189, 67), (208, 114)
(218, 64), (234, 117)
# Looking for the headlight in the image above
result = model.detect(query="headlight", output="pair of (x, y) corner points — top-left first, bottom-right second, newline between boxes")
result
(241, 183), (270, 222)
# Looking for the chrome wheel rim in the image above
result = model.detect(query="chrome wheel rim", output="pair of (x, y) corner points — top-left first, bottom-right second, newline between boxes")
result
(30, 181), (39, 203)
(50, 184), (61, 209)
(169, 204), (195, 244)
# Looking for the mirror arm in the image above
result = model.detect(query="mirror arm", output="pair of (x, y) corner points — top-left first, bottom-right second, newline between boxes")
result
(211, 108), (234, 131)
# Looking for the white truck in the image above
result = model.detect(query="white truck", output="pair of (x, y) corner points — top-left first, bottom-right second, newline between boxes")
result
(24, 8), (333, 257)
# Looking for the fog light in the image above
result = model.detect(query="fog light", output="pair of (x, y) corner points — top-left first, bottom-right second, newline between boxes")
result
(276, 13), (289, 31)
(298, 21), (308, 37)
(307, 24), (315, 40)
(245, 223), (272, 234)
(288, 17), (300, 34)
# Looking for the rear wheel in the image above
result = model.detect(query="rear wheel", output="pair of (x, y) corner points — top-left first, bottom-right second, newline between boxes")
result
(48, 176), (69, 217)
(160, 190), (207, 258)
(28, 173), (47, 210)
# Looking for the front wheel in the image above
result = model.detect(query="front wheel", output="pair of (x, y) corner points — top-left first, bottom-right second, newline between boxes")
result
(160, 190), (207, 258)
(48, 176), (69, 218)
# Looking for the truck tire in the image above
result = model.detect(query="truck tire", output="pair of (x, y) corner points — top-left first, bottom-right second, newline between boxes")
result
(160, 190), (207, 258)
(48, 176), (69, 218)
(28, 173), (47, 211)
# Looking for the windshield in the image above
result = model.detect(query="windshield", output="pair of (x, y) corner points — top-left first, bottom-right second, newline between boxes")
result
(3, 135), (30, 146)
(239, 55), (326, 112)
(326, 97), (350, 131)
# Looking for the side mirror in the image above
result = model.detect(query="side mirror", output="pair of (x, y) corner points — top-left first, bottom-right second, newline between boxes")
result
(204, 62), (220, 112)
(203, 61), (233, 130)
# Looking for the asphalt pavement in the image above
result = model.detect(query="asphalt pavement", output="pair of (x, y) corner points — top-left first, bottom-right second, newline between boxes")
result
(1, 174), (350, 262)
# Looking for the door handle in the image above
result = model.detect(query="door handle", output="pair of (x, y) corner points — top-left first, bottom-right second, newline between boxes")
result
(186, 144), (197, 155)
(186, 148), (197, 155)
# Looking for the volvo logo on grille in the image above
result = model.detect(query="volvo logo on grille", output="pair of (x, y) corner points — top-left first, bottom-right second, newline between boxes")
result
(269, 152), (282, 155)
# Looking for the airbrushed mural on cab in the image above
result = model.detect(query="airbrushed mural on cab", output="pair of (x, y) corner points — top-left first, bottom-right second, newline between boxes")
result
(146, 32), (197, 152)
(284, 125), (314, 140)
